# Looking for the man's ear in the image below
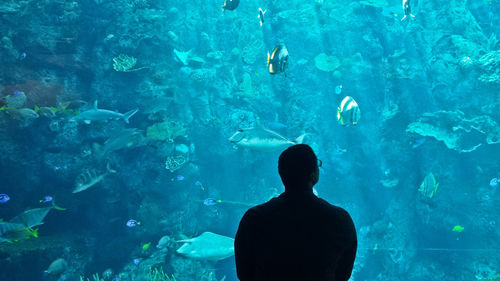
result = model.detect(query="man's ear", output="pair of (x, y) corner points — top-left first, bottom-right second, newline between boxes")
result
(311, 170), (319, 184)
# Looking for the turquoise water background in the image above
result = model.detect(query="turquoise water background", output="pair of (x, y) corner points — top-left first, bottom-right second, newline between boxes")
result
(0, 0), (499, 280)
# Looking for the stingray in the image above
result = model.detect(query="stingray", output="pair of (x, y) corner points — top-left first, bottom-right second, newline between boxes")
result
(176, 232), (234, 261)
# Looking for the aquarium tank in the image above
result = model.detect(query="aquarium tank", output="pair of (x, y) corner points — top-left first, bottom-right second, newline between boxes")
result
(0, 0), (499, 280)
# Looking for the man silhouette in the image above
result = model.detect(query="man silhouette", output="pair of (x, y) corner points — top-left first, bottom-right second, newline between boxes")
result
(235, 144), (357, 281)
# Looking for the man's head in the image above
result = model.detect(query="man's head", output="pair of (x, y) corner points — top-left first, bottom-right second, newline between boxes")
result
(278, 144), (319, 191)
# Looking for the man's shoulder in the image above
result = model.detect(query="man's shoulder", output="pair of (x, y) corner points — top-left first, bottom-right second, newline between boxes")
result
(246, 196), (281, 215)
(316, 197), (350, 216)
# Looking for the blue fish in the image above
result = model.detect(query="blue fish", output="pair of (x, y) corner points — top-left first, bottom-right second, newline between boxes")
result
(40, 196), (53, 203)
(490, 178), (498, 187)
(203, 198), (221, 206)
(335, 84), (343, 95)
(411, 138), (426, 149)
(195, 181), (204, 190)
(126, 219), (140, 227)
(0, 194), (10, 203)
(172, 175), (185, 181)
(13, 90), (23, 96)
(133, 258), (140, 265)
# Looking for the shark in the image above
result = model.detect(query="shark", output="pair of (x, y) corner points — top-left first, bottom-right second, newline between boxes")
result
(229, 126), (306, 151)
(176, 232), (235, 261)
(72, 101), (138, 124)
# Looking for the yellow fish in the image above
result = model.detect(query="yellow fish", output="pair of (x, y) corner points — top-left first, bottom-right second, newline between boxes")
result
(452, 225), (464, 233)
(142, 242), (151, 251)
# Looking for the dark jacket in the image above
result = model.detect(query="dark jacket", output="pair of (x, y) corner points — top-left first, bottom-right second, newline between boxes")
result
(235, 189), (357, 281)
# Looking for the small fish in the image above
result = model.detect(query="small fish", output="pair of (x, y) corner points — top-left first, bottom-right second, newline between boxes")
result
(19, 52), (26, 60)
(6, 108), (39, 120)
(490, 178), (498, 187)
(40, 196), (53, 203)
(401, 0), (415, 21)
(133, 258), (141, 265)
(204, 198), (221, 206)
(113, 276), (120, 281)
(13, 90), (23, 96)
(335, 144), (347, 154)
(258, 8), (266, 26)
(156, 235), (171, 249)
(60, 100), (88, 110)
(126, 219), (141, 227)
(35, 106), (56, 118)
(172, 175), (185, 181)
(452, 225), (464, 233)
(45, 258), (67, 275)
(419, 173), (438, 198)
(337, 96), (360, 126)
(411, 138), (426, 149)
(195, 181), (205, 190)
(0, 194), (10, 203)
(222, 0), (239, 11)
(335, 84), (343, 95)
(142, 242), (151, 251)
(267, 44), (289, 76)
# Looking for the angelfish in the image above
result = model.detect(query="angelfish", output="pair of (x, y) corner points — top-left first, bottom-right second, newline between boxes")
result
(267, 44), (289, 76)
(222, 0), (239, 11)
(258, 8), (266, 26)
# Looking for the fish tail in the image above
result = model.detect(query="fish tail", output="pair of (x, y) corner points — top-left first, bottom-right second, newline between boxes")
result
(123, 108), (138, 123)
(294, 134), (306, 144)
(52, 200), (66, 211)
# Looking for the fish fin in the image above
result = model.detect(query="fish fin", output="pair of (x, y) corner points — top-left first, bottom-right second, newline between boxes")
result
(294, 134), (306, 144)
(122, 108), (138, 124)
(51, 200), (66, 211)
(267, 52), (270, 66)
(93, 100), (98, 109)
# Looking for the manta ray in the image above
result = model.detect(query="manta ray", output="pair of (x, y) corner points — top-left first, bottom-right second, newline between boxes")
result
(176, 232), (235, 261)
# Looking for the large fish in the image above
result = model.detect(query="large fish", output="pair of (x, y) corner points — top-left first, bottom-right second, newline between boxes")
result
(93, 128), (146, 159)
(73, 164), (116, 193)
(72, 101), (138, 124)
(229, 126), (305, 151)
(176, 232), (234, 261)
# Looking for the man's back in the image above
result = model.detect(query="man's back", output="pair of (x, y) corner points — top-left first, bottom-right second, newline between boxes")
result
(235, 190), (357, 281)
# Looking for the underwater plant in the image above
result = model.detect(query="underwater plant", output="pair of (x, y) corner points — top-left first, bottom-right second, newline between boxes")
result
(113, 54), (148, 72)
(147, 268), (176, 281)
(79, 273), (104, 281)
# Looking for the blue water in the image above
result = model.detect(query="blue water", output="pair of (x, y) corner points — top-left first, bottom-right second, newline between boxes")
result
(0, 0), (499, 280)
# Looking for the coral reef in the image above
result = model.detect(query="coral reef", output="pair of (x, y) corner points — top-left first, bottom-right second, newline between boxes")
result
(406, 110), (500, 153)
(165, 154), (187, 172)
(314, 53), (341, 72)
(478, 51), (500, 86)
(146, 120), (187, 142)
